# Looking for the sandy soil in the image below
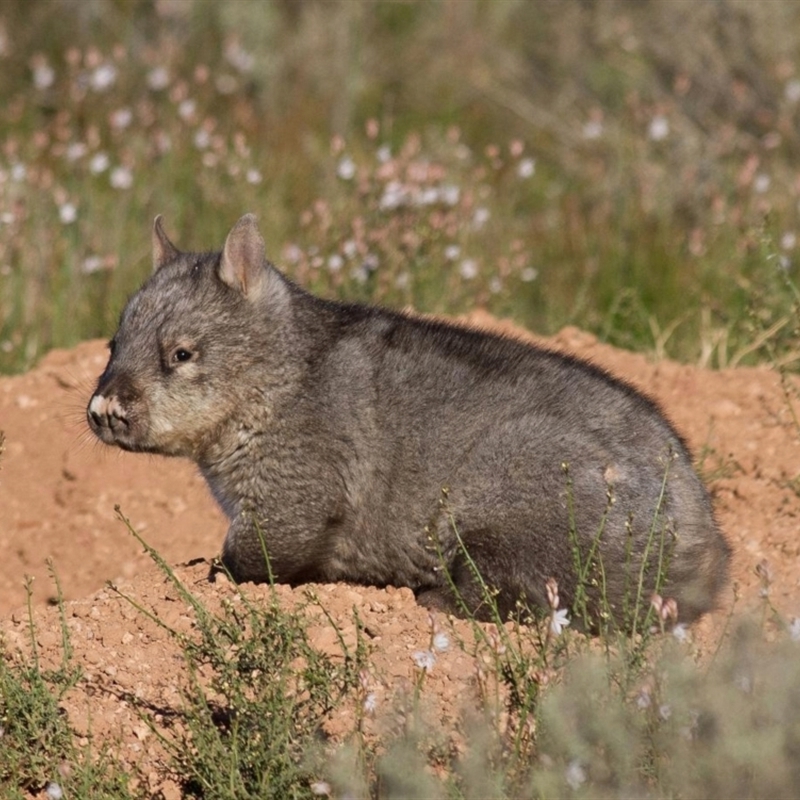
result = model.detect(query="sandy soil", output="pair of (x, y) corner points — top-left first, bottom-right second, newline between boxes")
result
(2, 315), (799, 795)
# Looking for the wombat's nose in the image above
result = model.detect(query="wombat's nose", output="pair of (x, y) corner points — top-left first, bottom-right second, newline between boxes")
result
(87, 393), (129, 433)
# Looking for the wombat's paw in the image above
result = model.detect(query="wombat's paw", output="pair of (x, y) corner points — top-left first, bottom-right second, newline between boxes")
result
(415, 587), (461, 616)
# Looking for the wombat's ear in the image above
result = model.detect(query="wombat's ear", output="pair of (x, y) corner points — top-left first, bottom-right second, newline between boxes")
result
(152, 215), (180, 272)
(219, 213), (269, 299)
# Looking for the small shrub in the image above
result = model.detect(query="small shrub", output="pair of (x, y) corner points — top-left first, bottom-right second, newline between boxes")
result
(0, 566), (134, 800)
(113, 510), (367, 799)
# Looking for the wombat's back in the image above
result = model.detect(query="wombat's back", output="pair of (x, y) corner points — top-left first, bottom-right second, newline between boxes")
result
(313, 302), (729, 625)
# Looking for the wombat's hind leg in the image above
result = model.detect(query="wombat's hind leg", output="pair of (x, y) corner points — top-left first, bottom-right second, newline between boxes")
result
(416, 531), (540, 622)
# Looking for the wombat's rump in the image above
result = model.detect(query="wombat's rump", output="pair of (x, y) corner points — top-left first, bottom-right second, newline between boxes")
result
(87, 214), (730, 628)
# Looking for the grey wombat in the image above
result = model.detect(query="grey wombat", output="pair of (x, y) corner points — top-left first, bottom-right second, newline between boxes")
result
(87, 214), (730, 627)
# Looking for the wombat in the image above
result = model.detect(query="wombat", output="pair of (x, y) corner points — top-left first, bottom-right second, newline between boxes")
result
(87, 214), (730, 627)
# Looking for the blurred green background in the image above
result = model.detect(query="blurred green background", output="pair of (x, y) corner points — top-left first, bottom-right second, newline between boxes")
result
(1, 0), (799, 374)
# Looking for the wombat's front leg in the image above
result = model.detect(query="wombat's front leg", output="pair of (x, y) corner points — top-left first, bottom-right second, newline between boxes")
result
(219, 516), (272, 584)
(218, 514), (329, 586)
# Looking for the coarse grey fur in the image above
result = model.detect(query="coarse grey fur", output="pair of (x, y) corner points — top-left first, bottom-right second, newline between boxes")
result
(87, 214), (730, 628)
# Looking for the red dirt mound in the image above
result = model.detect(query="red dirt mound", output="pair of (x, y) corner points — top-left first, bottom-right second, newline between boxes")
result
(1, 317), (799, 793)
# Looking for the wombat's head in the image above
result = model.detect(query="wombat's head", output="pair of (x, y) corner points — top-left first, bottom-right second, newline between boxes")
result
(87, 214), (291, 460)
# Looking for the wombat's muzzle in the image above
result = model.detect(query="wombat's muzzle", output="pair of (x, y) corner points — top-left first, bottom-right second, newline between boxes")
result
(87, 392), (132, 445)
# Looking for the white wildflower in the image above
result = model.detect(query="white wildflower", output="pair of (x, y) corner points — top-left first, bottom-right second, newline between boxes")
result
(413, 649), (436, 672)
(376, 144), (392, 163)
(549, 608), (570, 636)
(45, 782), (64, 800)
(433, 631), (450, 652)
(10, 163), (26, 182)
(417, 187), (439, 206)
(379, 181), (406, 210)
(517, 157), (536, 179)
(351, 265), (369, 284)
(147, 66), (170, 91)
(89, 152), (109, 174)
(659, 704), (672, 721)
(444, 244), (461, 261)
(327, 254), (343, 272)
(336, 156), (356, 181)
(489, 277), (502, 294)
(753, 173), (771, 194)
(472, 206), (490, 229)
(90, 63), (117, 92)
(194, 129), (211, 150)
(225, 41), (255, 73)
(110, 107), (132, 130)
(246, 168), (262, 185)
(565, 760), (586, 790)
(583, 119), (603, 140)
(363, 692), (377, 714)
(520, 266), (538, 282)
(58, 203), (77, 225)
(459, 259), (478, 280)
(282, 243), (302, 264)
(33, 62), (55, 90)
(178, 98), (197, 121)
(310, 780), (332, 796)
(671, 623), (689, 643)
(110, 166), (133, 190)
(781, 232), (797, 251)
(65, 142), (87, 162)
(786, 79), (800, 104)
(82, 256), (105, 274)
(648, 115), (669, 141)
(342, 239), (358, 259)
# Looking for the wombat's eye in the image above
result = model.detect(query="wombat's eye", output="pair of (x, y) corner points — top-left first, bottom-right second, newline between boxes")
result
(173, 348), (194, 363)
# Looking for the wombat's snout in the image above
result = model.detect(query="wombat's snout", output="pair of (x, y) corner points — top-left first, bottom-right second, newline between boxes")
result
(87, 393), (130, 439)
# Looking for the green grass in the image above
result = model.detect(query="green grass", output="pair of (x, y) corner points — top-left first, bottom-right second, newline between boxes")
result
(1, 0), (800, 373)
